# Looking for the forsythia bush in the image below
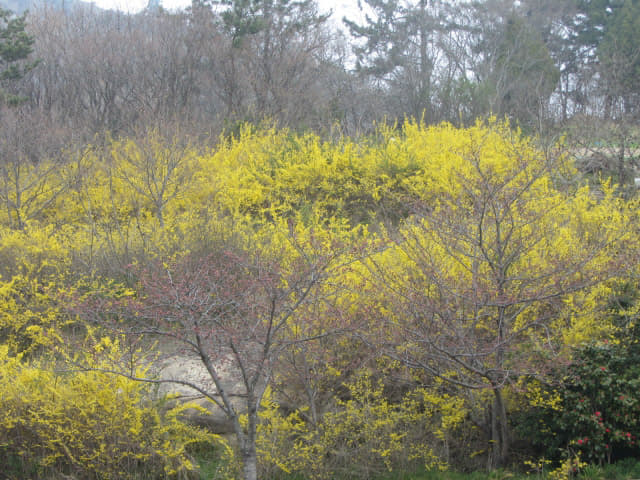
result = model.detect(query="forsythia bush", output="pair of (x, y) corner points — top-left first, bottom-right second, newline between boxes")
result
(256, 374), (467, 479)
(0, 120), (633, 477)
(0, 344), (228, 479)
(0, 224), (76, 355)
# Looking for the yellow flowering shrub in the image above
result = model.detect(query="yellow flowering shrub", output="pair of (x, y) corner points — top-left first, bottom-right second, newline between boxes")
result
(0, 344), (230, 479)
(0, 154), (67, 230)
(256, 373), (466, 479)
(0, 119), (634, 476)
(0, 224), (76, 355)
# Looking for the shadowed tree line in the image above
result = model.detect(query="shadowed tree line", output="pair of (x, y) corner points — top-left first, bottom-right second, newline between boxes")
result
(0, 0), (638, 145)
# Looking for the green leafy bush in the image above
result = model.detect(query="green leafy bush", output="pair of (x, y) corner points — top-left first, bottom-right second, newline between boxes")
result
(556, 341), (640, 464)
(518, 340), (640, 467)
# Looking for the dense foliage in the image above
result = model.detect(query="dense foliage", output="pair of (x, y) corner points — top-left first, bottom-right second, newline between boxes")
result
(0, 0), (637, 477)
(520, 339), (640, 468)
(0, 119), (636, 479)
(0, 343), (227, 479)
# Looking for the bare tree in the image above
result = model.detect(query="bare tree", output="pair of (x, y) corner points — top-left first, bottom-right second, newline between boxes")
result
(24, 5), (212, 136)
(363, 130), (627, 468)
(74, 233), (349, 480)
(0, 107), (68, 229)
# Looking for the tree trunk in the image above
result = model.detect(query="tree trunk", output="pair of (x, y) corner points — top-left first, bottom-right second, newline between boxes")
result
(241, 407), (259, 480)
(618, 137), (626, 185)
(487, 298), (509, 469)
(489, 387), (509, 470)
(241, 447), (258, 480)
(417, 0), (431, 120)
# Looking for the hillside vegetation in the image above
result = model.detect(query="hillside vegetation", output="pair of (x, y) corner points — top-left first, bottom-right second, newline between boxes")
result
(1, 120), (639, 479)
(1, 0), (639, 477)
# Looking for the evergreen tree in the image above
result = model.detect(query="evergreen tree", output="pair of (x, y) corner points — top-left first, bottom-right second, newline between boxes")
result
(0, 7), (36, 106)
(215, 0), (328, 47)
(562, 0), (640, 117)
(208, 0), (332, 124)
(598, 0), (640, 116)
(572, 0), (623, 56)
(343, 0), (443, 120)
(483, 12), (559, 129)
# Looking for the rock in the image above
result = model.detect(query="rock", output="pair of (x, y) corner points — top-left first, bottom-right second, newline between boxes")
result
(154, 355), (245, 434)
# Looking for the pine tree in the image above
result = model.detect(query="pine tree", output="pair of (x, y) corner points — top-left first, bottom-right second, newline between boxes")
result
(0, 7), (36, 106)
(211, 0), (330, 121)
(343, 0), (441, 120)
(484, 12), (559, 129)
(598, 0), (640, 116)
